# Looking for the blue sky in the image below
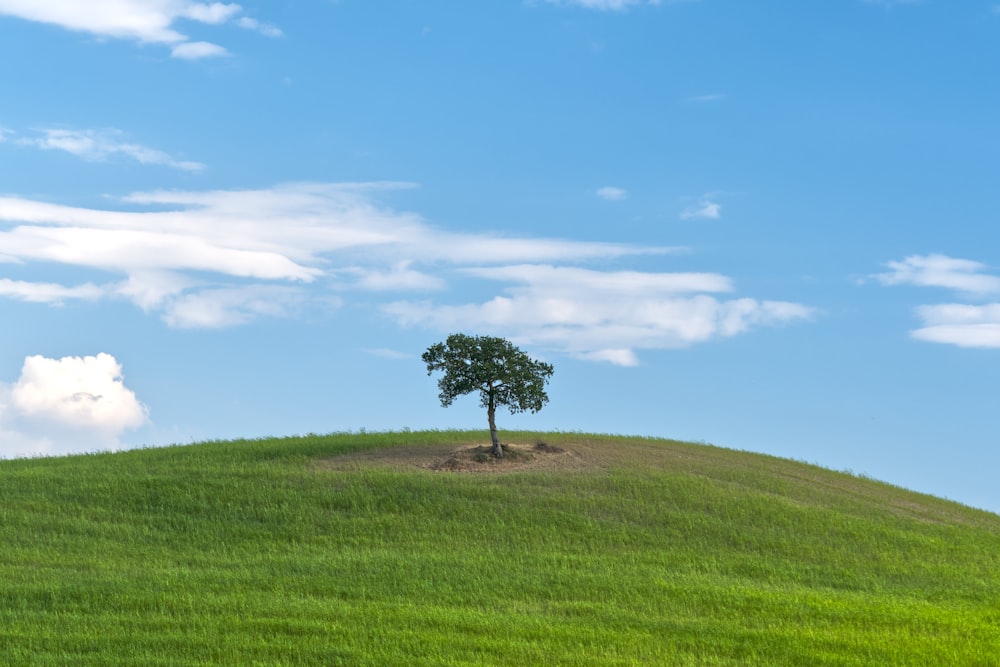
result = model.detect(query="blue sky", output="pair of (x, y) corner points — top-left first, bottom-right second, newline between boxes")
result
(2, 0), (1000, 512)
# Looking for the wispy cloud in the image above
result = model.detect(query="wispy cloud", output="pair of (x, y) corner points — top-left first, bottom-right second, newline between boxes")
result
(876, 254), (1000, 348)
(0, 279), (104, 304)
(596, 186), (628, 201)
(684, 93), (726, 103)
(18, 128), (205, 171)
(0, 182), (669, 330)
(171, 41), (230, 60)
(1, 182), (811, 361)
(541, 0), (664, 10)
(863, 0), (920, 6)
(161, 285), (312, 329)
(384, 264), (813, 366)
(680, 197), (722, 220)
(237, 16), (284, 38)
(341, 262), (447, 292)
(0, 1), (278, 59)
(873, 254), (1000, 296)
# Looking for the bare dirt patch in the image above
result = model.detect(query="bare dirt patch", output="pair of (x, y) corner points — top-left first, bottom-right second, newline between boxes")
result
(320, 440), (602, 474)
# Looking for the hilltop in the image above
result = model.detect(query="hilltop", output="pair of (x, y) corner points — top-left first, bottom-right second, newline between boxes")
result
(1, 430), (998, 665)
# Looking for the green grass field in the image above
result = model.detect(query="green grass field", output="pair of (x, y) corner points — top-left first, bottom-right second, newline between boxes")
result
(1, 430), (998, 665)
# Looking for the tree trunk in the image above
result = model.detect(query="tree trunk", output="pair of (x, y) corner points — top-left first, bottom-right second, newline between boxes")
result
(488, 397), (502, 458)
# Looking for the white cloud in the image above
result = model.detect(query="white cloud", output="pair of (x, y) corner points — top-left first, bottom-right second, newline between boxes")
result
(0, 0), (186, 42)
(170, 41), (229, 60)
(0, 182), (667, 329)
(0, 182), (811, 360)
(680, 198), (722, 220)
(162, 285), (312, 328)
(344, 261), (447, 292)
(876, 254), (1000, 348)
(0, 1), (274, 59)
(181, 2), (241, 24)
(1, 223), (317, 282)
(596, 186), (628, 201)
(19, 128), (205, 171)
(113, 270), (194, 310)
(910, 304), (1000, 348)
(0, 127), (12, 142)
(1, 183), (808, 363)
(873, 254), (1000, 296)
(912, 323), (1000, 348)
(384, 264), (813, 365)
(0, 353), (148, 457)
(1, 182), (815, 365)
(917, 303), (1000, 326)
(0, 278), (104, 303)
(576, 348), (639, 366)
(12, 354), (147, 432)
(237, 16), (283, 37)
(463, 264), (733, 294)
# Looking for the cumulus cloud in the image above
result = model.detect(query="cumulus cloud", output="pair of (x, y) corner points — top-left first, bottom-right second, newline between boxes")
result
(0, 1), (276, 59)
(18, 128), (205, 171)
(383, 264), (814, 365)
(596, 186), (628, 201)
(876, 254), (1000, 348)
(12, 354), (147, 432)
(0, 353), (148, 457)
(0, 182), (669, 329)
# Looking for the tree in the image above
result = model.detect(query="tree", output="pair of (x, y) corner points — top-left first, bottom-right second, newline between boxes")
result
(422, 333), (554, 459)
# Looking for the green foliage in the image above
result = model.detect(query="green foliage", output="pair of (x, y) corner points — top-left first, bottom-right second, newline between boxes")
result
(0, 430), (998, 665)
(422, 334), (553, 415)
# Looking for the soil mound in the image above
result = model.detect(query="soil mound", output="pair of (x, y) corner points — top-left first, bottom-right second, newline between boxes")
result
(322, 440), (590, 474)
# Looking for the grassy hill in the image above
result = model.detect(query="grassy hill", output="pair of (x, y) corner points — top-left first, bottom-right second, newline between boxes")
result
(1, 430), (998, 665)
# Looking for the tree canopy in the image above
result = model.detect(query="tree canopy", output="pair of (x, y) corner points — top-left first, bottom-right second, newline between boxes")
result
(422, 333), (554, 458)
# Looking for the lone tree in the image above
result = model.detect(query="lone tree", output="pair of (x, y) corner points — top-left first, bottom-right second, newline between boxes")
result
(422, 333), (554, 459)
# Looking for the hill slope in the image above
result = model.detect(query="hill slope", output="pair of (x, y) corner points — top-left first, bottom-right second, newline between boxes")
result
(1, 430), (998, 665)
